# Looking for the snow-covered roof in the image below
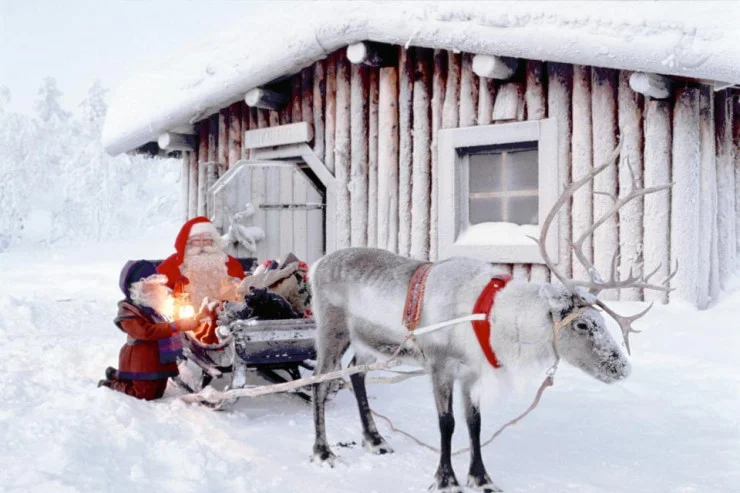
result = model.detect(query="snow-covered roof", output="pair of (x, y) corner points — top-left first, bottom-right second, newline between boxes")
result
(102, 1), (740, 156)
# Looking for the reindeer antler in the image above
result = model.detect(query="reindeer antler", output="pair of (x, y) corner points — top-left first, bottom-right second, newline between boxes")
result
(532, 140), (676, 354)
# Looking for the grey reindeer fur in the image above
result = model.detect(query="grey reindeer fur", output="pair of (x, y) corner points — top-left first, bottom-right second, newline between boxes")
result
(309, 247), (630, 493)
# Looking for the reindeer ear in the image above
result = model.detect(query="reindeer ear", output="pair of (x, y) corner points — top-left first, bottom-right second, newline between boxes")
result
(538, 284), (573, 313)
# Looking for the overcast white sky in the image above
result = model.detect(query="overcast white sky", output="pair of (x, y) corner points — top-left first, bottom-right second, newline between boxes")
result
(0, 0), (266, 115)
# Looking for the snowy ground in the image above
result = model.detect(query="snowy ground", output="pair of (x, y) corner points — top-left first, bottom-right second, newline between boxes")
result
(1, 229), (738, 493)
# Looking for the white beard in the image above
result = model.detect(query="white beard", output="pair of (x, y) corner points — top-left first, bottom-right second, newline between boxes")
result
(129, 274), (174, 317)
(180, 247), (229, 308)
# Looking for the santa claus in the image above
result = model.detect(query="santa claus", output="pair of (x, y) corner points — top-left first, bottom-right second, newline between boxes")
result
(157, 217), (246, 310)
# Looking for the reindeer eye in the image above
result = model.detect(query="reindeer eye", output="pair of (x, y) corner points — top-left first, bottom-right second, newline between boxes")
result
(574, 321), (589, 333)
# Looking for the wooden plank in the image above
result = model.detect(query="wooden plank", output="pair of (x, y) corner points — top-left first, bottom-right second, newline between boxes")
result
(526, 60), (549, 284)
(313, 60), (326, 162)
(617, 71), (644, 301)
(410, 48), (433, 260)
(548, 63), (573, 281)
(460, 53), (478, 127)
(350, 63), (369, 247)
(591, 67), (617, 299)
(197, 121), (209, 216)
(643, 98), (672, 304)
(398, 46), (413, 256)
(570, 65), (593, 285)
(335, 52), (352, 248)
(292, 75), (302, 123)
(243, 122), (314, 149)
(265, 164), (282, 259)
(325, 53), (337, 174)
(378, 66), (399, 253)
(292, 167), (308, 260)
(430, 49), (446, 260)
(670, 87), (701, 306)
(368, 68), (379, 248)
(715, 89), (735, 287)
(306, 181), (324, 263)
(251, 164), (268, 261)
(228, 103), (242, 168)
(698, 86), (719, 308)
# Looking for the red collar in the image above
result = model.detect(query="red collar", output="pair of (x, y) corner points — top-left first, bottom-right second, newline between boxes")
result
(471, 275), (511, 368)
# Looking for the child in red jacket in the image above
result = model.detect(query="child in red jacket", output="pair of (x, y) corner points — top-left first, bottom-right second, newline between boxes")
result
(99, 260), (200, 400)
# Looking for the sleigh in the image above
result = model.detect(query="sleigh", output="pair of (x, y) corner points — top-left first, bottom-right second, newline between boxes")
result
(150, 258), (318, 409)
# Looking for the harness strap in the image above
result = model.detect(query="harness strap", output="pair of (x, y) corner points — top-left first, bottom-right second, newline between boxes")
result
(403, 263), (434, 330)
(471, 275), (511, 368)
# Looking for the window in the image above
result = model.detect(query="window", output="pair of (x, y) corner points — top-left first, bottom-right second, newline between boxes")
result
(437, 119), (559, 264)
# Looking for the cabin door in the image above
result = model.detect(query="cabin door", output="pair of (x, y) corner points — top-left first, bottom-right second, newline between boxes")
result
(210, 160), (325, 265)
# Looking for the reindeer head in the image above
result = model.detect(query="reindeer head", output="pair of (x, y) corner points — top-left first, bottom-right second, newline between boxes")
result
(533, 141), (675, 383)
(539, 284), (630, 383)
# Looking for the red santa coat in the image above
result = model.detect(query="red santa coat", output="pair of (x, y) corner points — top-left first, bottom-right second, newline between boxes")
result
(157, 216), (246, 296)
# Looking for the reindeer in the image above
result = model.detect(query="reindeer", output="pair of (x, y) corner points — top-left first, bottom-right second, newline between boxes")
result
(309, 144), (674, 492)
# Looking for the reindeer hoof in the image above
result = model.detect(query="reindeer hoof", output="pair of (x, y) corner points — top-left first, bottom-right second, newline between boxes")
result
(427, 483), (464, 493)
(362, 434), (394, 455)
(467, 475), (503, 492)
(310, 446), (337, 467)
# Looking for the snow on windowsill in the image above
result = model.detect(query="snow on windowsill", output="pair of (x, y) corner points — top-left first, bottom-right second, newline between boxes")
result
(456, 222), (539, 246)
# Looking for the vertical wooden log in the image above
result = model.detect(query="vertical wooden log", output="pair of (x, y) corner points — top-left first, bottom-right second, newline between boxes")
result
(459, 53), (478, 127)
(671, 86), (701, 306)
(617, 71), (645, 301)
(325, 54), (337, 174)
(301, 67), (314, 126)
(181, 152), (190, 221)
(410, 48), (432, 260)
(313, 60), (326, 162)
(698, 86), (719, 308)
(350, 63), (369, 247)
(526, 60), (549, 283)
(188, 150), (198, 219)
(291, 75), (302, 122)
(430, 50), (446, 260)
(643, 98), (672, 305)
(257, 109), (268, 129)
(219, 108), (229, 172)
(571, 66), (593, 284)
(548, 63), (574, 281)
(442, 53), (461, 130)
(228, 103), (242, 168)
(335, 53), (352, 248)
(378, 67), (399, 253)
(242, 104), (253, 159)
(591, 67), (618, 299)
(398, 46), (414, 257)
(367, 68), (379, 248)
(477, 77), (496, 126)
(197, 121), (209, 217)
(715, 90), (735, 287)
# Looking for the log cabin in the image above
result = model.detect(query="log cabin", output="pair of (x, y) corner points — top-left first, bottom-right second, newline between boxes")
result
(102, 2), (740, 309)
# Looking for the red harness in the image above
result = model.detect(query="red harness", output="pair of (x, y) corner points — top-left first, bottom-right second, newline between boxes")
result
(403, 264), (511, 369)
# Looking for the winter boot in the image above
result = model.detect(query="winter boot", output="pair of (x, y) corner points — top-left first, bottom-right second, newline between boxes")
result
(98, 379), (113, 388)
(105, 366), (118, 380)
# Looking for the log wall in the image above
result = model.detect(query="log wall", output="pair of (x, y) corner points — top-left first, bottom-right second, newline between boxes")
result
(180, 45), (740, 308)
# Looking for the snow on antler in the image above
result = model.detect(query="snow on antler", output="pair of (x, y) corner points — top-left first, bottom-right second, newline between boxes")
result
(533, 140), (677, 354)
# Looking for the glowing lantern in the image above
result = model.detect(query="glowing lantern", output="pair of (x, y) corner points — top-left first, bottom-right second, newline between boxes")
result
(179, 304), (195, 319)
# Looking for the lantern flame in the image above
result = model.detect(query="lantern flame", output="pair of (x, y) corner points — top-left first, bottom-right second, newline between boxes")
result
(179, 304), (195, 319)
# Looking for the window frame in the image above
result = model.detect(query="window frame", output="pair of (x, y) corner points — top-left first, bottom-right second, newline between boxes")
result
(437, 118), (559, 265)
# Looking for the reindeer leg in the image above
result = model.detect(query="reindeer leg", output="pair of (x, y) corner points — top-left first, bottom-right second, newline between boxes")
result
(348, 352), (393, 455)
(431, 368), (462, 493)
(311, 305), (350, 466)
(463, 383), (503, 492)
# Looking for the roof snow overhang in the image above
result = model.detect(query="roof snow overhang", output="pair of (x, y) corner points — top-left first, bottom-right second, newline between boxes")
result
(102, 1), (740, 156)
